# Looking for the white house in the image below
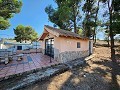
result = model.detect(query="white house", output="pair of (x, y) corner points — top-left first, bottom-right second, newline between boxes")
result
(0, 39), (41, 52)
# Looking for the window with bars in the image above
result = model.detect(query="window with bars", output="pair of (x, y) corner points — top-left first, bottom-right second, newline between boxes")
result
(77, 42), (80, 48)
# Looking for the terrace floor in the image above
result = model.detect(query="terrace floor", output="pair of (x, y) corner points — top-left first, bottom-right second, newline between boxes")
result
(0, 53), (58, 79)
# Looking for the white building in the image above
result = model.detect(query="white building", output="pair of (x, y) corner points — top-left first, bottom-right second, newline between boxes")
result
(0, 39), (41, 52)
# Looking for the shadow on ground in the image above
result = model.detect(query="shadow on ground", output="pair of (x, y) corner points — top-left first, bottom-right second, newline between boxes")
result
(22, 59), (120, 90)
(18, 46), (120, 90)
(92, 59), (120, 90)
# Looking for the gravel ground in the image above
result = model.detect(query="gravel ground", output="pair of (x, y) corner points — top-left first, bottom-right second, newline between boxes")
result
(22, 44), (120, 90)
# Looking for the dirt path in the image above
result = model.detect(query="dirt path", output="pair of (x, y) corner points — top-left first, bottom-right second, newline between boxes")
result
(23, 46), (120, 90)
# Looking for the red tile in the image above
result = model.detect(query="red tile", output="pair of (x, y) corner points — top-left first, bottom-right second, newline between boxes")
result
(0, 71), (6, 75)
(24, 67), (30, 70)
(24, 68), (30, 71)
(0, 53), (58, 78)
(2, 66), (10, 70)
(6, 72), (15, 76)
(0, 68), (9, 75)
(0, 74), (5, 78)
(36, 65), (41, 69)
(7, 70), (16, 73)
(15, 69), (23, 74)
(24, 66), (30, 70)
(24, 64), (29, 68)
(10, 66), (17, 68)
(16, 64), (24, 69)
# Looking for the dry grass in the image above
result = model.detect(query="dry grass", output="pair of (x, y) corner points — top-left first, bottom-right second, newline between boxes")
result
(23, 41), (120, 90)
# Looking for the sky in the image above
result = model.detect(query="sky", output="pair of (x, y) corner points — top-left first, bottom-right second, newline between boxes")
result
(0, 0), (57, 38)
(0, 0), (105, 40)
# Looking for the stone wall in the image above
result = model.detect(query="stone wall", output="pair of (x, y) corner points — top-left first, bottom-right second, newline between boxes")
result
(58, 50), (89, 63)
(42, 48), (89, 63)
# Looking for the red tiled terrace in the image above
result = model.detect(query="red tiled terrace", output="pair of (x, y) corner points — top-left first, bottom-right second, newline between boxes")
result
(0, 53), (58, 79)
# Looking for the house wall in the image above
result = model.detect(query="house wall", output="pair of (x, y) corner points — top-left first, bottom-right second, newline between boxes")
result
(59, 37), (89, 52)
(32, 42), (41, 49)
(0, 44), (32, 52)
(56, 37), (89, 63)
(15, 44), (32, 50)
(40, 33), (91, 63)
(54, 37), (61, 60)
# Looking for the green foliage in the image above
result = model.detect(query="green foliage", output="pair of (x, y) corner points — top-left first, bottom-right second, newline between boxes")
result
(101, 0), (120, 35)
(14, 25), (38, 43)
(45, 0), (82, 33)
(0, 0), (22, 30)
(100, 0), (120, 62)
(77, 28), (83, 35)
(82, 0), (101, 38)
(0, 16), (10, 30)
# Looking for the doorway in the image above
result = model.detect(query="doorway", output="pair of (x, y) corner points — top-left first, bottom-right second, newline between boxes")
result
(45, 38), (54, 58)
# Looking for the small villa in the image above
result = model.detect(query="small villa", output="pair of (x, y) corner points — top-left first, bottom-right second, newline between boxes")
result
(39, 25), (93, 63)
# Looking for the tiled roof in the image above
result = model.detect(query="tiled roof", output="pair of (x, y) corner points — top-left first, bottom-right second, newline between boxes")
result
(45, 25), (88, 39)
(39, 25), (88, 40)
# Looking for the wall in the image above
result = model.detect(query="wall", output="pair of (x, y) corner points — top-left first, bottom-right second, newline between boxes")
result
(59, 37), (89, 53)
(58, 50), (89, 63)
(40, 33), (90, 63)
(52, 37), (89, 61)
(54, 37), (61, 60)
(56, 37), (89, 63)
(32, 42), (41, 49)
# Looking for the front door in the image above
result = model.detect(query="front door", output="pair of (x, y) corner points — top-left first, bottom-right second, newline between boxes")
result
(45, 38), (54, 58)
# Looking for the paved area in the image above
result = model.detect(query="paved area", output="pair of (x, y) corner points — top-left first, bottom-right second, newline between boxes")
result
(0, 53), (58, 79)
(0, 57), (86, 90)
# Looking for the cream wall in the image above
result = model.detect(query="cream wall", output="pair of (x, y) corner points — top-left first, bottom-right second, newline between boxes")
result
(40, 32), (89, 52)
(57, 37), (89, 53)
(54, 37), (89, 62)
(40, 33), (90, 60)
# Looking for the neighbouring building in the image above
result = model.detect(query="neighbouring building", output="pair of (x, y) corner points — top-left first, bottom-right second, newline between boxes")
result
(0, 39), (41, 52)
(39, 25), (93, 63)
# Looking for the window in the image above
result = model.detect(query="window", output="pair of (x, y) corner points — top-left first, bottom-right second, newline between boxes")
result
(77, 42), (80, 48)
(17, 46), (22, 50)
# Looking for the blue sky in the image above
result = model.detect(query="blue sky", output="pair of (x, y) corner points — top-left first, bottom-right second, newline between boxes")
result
(0, 0), (104, 39)
(0, 0), (57, 38)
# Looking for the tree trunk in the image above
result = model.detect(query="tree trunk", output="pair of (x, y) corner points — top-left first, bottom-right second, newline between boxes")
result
(95, 34), (96, 44)
(108, 35), (110, 47)
(109, 4), (116, 63)
(110, 27), (116, 62)
(93, 0), (100, 46)
(73, 3), (77, 33)
(74, 18), (77, 33)
(25, 39), (27, 43)
(93, 35), (95, 42)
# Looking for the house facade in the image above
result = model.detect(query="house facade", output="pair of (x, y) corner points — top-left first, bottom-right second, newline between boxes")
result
(39, 25), (93, 63)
